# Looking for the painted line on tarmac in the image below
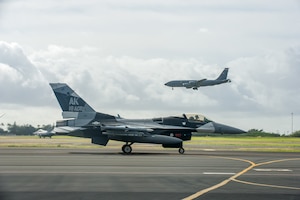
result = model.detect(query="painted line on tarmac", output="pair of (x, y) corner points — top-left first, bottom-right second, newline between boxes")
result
(202, 149), (216, 151)
(203, 172), (235, 175)
(0, 171), (207, 175)
(254, 168), (292, 172)
(183, 157), (300, 200)
(0, 170), (235, 175)
(232, 158), (300, 191)
(183, 156), (256, 200)
(255, 158), (300, 167)
(232, 178), (300, 190)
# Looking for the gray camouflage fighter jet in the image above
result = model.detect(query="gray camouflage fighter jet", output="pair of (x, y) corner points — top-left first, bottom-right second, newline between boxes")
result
(33, 129), (55, 138)
(165, 68), (231, 90)
(50, 83), (245, 154)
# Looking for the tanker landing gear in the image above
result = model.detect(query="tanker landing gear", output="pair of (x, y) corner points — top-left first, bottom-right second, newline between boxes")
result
(122, 142), (133, 154)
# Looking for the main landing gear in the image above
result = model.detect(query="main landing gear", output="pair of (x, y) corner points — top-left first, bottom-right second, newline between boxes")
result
(122, 142), (133, 154)
(122, 143), (185, 154)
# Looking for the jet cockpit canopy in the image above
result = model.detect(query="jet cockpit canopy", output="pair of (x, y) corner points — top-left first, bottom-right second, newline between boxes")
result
(183, 113), (213, 123)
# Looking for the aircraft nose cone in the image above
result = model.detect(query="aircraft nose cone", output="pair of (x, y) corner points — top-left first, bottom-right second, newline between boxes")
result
(213, 122), (246, 134)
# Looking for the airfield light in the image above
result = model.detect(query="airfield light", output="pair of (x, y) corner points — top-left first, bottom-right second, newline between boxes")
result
(291, 112), (294, 134)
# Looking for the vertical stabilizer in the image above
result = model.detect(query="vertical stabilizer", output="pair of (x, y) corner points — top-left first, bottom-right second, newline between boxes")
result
(50, 83), (96, 119)
(216, 68), (229, 80)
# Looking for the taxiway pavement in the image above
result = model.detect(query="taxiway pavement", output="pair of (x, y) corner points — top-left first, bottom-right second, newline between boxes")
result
(0, 148), (299, 200)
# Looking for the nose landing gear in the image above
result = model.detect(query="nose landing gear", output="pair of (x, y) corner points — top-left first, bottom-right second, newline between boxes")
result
(178, 147), (185, 154)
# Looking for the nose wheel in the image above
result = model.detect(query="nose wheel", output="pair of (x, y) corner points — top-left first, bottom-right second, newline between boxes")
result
(178, 147), (185, 154)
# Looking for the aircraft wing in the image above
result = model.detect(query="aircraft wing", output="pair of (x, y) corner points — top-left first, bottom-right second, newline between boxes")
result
(101, 123), (192, 134)
(195, 79), (207, 86)
(100, 123), (193, 142)
(53, 126), (87, 134)
(102, 125), (154, 133)
(183, 79), (207, 88)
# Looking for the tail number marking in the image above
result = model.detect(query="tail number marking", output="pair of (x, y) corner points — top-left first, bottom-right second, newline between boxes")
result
(69, 97), (84, 112)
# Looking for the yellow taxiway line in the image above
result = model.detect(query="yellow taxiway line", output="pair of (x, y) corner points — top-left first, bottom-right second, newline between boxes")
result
(183, 157), (300, 200)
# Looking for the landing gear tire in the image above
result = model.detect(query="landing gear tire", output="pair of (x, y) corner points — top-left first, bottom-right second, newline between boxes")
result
(178, 148), (185, 154)
(122, 144), (132, 154)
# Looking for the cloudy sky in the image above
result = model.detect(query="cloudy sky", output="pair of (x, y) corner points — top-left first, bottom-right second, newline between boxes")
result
(0, 0), (300, 134)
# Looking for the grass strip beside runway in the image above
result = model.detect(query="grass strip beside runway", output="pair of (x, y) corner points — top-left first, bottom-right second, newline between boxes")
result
(187, 137), (300, 152)
(0, 136), (299, 152)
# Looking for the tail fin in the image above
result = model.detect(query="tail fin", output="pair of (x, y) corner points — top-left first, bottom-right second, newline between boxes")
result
(216, 68), (229, 80)
(50, 83), (95, 118)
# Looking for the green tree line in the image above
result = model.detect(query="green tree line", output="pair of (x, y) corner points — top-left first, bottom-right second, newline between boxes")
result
(246, 129), (300, 137)
(0, 122), (54, 135)
(291, 130), (300, 137)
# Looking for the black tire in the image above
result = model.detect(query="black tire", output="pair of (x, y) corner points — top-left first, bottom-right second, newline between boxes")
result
(178, 148), (185, 154)
(122, 145), (132, 154)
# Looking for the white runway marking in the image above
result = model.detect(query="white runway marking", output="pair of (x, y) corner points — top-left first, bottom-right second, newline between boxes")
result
(203, 172), (236, 175)
(203, 149), (216, 151)
(0, 171), (205, 175)
(254, 168), (292, 172)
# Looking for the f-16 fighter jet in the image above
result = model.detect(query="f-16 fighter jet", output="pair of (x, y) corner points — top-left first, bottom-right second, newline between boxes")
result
(33, 129), (55, 138)
(50, 83), (244, 154)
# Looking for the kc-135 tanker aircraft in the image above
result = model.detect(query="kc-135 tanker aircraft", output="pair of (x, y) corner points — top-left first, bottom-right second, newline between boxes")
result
(165, 68), (231, 90)
(50, 83), (245, 154)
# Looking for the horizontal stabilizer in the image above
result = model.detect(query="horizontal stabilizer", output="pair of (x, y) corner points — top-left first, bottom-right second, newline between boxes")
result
(53, 126), (85, 134)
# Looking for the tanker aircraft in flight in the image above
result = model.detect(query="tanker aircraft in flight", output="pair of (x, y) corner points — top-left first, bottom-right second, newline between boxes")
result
(165, 68), (231, 90)
(50, 83), (245, 154)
